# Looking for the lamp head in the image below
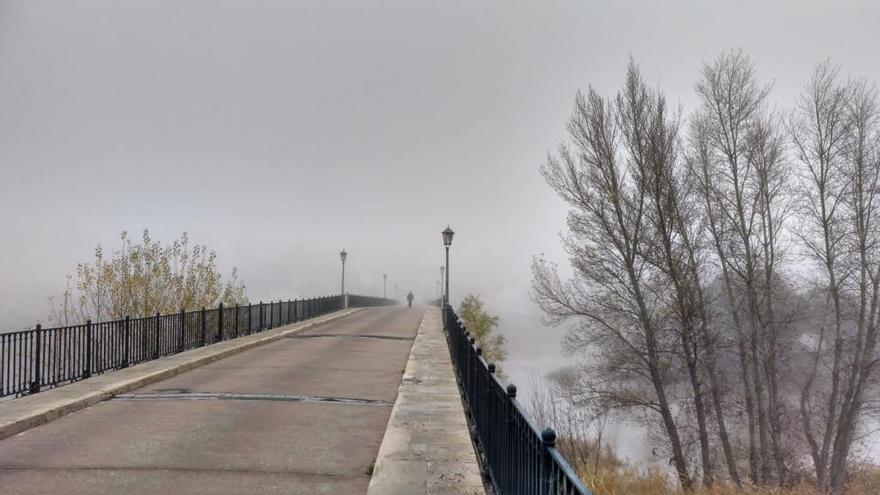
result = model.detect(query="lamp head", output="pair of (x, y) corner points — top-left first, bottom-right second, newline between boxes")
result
(442, 226), (455, 246)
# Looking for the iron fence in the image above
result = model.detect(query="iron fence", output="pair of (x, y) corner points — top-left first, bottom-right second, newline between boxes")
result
(0, 294), (394, 400)
(444, 305), (592, 495)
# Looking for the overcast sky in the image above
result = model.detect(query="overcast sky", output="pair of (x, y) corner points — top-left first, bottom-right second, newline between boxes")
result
(2, 0), (879, 341)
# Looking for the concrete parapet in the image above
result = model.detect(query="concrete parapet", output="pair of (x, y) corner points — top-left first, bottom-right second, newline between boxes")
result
(368, 307), (485, 495)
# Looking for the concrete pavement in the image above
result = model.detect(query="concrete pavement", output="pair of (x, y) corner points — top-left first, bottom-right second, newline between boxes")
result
(0, 307), (424, 494)
(0, 307), (362, 442)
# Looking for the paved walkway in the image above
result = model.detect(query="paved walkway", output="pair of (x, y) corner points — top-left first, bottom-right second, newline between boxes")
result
(368, 307), (485, 494)
(0, 307), (424, 494)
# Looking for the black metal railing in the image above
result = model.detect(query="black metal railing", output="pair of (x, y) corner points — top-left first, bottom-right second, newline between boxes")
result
(0, 294), (397, 400)
(444, 305), (592, 495)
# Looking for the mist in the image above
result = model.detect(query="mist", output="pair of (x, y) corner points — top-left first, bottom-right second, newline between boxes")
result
(3, 0), (880, 470)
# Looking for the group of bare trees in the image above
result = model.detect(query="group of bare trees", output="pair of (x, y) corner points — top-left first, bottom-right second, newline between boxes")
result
(532, 50), (880, 494)
(50, 230), (248, 325)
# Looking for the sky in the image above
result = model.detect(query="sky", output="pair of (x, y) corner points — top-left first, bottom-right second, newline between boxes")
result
(2, 0), (880, 416)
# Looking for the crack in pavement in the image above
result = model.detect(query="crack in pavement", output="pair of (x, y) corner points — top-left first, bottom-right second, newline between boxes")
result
(0, 466), (362, 479)
(287, 333), (414, 341)
(112, 391), (392, 406)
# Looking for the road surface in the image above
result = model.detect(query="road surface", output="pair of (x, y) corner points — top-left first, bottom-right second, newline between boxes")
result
(0, 307), (424, 495)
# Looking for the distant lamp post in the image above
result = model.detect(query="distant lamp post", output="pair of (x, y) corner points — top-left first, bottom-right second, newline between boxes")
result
(442, 226), (454, 306)
(339, 250), (347, 295)
(383, 274), (387, 299)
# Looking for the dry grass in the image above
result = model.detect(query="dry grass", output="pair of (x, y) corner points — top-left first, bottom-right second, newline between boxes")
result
(557, 433), (879, 494)
(577, 464), (880, 495)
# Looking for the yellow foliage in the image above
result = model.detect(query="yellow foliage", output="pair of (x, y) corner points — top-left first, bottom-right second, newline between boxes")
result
(49, 230), (248, 324)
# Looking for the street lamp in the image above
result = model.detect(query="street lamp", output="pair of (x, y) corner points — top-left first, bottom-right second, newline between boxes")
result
(383, 274), (387, 299)
(442, 225), (454, 306)
(339, 250), (347, 295)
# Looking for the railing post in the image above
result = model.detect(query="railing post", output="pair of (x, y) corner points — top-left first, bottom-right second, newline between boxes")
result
(84, 319), (92, 379)
(248, 303), (252, 334)
(217, 302), (224, 342)
(542, 427), (557, 494)
(123, 316), (130, 368)
(178, 309), (186, 352)
(269, 300), (274, 328)
(293, 299), (298, 322)
(30, 324), (42, 394)
(234, 305), (239, 338)
(506, 384), (517, 494)
(200, 307), (207, 346)
(259, 301), (264, 331)
(154, 312), (161, 359)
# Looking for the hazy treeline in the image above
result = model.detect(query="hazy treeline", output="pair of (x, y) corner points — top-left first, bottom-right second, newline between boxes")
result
(49, 230), (248, 325)
(532, 51), (880, 494)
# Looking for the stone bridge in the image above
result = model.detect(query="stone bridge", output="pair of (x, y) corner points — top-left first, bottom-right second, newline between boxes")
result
(0, 306), (484, 494)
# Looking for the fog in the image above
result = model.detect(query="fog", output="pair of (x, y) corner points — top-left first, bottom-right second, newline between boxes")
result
(2, 0), (879, 462)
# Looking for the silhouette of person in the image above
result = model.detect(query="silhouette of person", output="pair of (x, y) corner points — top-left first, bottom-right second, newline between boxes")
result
(406, 291), (414, 308)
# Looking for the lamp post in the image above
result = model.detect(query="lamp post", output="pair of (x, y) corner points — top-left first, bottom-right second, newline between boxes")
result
(339, 250), (347, 295)
(440, 266), (445, 304)
(383, 274), (387, 299)
(442, 226), (454, 307)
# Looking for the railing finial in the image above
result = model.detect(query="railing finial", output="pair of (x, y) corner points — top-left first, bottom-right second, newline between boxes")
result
(541, 427), (557, 447)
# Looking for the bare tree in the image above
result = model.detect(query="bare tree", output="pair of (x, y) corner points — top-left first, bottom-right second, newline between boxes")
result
(790, 61), (852, 491)
(689, 49), (792, 486)
(533, 61), (695, 490)
(829, 76), (880, 495)
(790, 62), (880, 493)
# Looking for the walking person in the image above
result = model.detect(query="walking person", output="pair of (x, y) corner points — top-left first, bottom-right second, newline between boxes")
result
(406, 291), (414, 308)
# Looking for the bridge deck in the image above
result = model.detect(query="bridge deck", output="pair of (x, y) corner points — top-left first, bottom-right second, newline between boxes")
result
(0, 307), (423, 495)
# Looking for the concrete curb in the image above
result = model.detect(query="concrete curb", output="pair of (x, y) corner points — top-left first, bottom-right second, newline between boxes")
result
(367, 307), (485, 494)
(0, 308), (362, 441)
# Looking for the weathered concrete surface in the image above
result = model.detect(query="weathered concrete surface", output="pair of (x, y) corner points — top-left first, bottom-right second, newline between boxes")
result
(368, 307), (485, 495)
(0, 307), (424, 495)
(0, 308), (362, 442)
